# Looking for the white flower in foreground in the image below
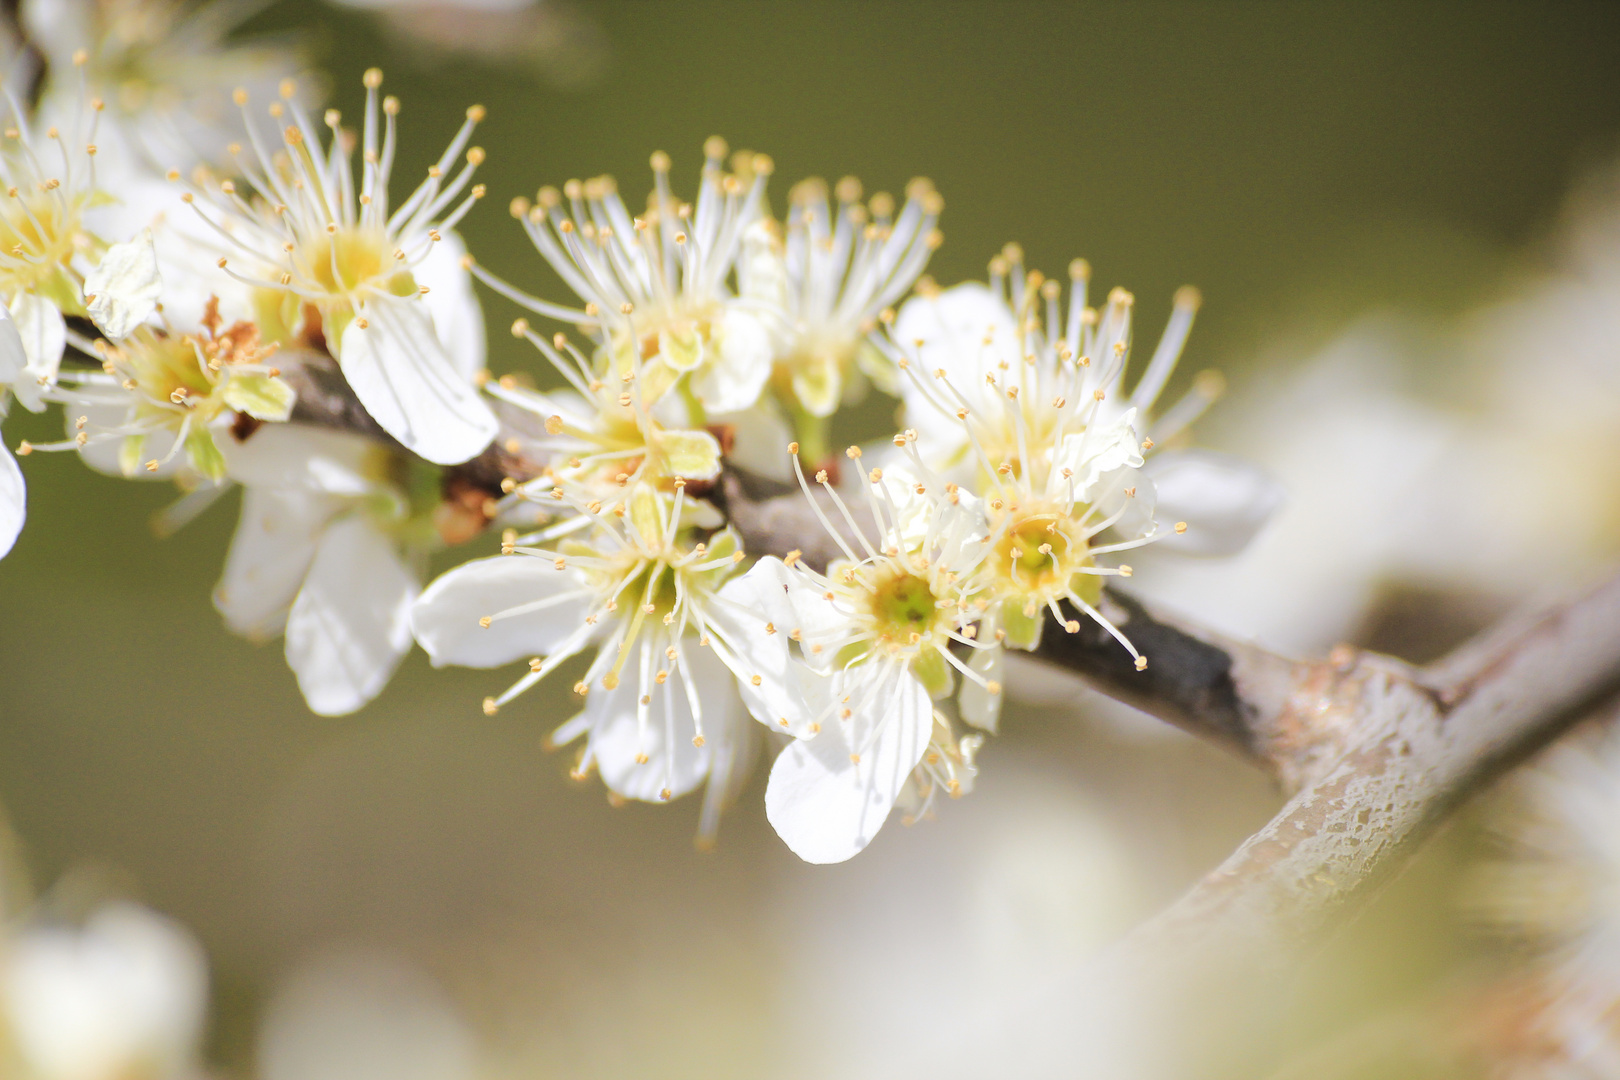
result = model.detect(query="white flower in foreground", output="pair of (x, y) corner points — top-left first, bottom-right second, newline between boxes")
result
(481, 138), (775, 423)
(2, 901), (208, 1080)
(737, 175), (941, 457)
(0, 85), (106, 411)
(718, 450), (991, 863)
(215, 423), (423, 716)
(888, 251), (1281, 728)
(482, 322), (726, 521)
(412, 482), (769, 843)
(30, 300), (292, 483)
(181, 69), (495, 464)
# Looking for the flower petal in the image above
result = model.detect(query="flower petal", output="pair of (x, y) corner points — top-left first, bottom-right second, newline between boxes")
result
(957, 641), (1005, 733)
(72, 401), (183, 479)
(338, 295), (497, 466)
(412, 230), (487, 381)
(411, 555), (591, 669)
(8, 292), (65, 413)
(893, 282), (1017, 464)
(590, 646), (733, 803)
(0, 440), (23, 560)
(690, 307), (771, 414)
(1057, 407), (1144, 499)
(0, 296), (27, 387)
(84, 229), (162, 340)
(764, 669), (932, 863)
(284, 516), (418, 716)
(710, 572), (832, 738)
(221, 424), (378, 497)
(1145, 449), (1285, 556)
(215, 487), (343, 638)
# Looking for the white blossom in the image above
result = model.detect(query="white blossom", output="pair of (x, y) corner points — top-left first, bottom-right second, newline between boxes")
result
(737, 175), (941, 458)
(30, 301), (292, 483)
(478, 139), (776, 425)
(0, 87), (106, 411)
(1, 902), (208, 1080)
(179, 69), (496, 464)
(215, 423), (423, 716)
(718, 450), (991, 862)
(22, 0), (306, 170)
(412, 481), (767, 843)
(0, 296), (29, 558)
(887, 251), (1280, 728)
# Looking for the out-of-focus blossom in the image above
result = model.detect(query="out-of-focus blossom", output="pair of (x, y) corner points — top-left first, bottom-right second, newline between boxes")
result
(180, 70), (496, 464)
(0, 86), (106, 410)
(324, 0), (608, 90)
(259, 947), (477, 1080)
(0, 301), (29, 559)
(1463, 723), (1620, 1067)
(21, 0), (307, 170)
(0, 902), (208, 1080)
(1129, 322), (1454, 655)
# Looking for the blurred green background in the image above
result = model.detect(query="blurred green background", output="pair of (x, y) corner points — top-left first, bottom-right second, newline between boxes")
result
(3, 2), (1620, 1076)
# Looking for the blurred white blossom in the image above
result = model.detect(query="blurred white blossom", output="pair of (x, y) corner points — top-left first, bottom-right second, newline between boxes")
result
(1, 902), (208, 1080)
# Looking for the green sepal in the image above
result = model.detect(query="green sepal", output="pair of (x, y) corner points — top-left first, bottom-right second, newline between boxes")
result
(911, 646), (956, 700)
(222, 373), (295, 422)
(789, 350), (842, 419)
(185, 428), (227, 482)
(628, 483), (665, 546)
(118, 434), (146, 477)
(1001, 603), (1045, 650)
(653, 427), (722, 480)
(658, 324), (706, 372)
(1069, 571), (1103, 608)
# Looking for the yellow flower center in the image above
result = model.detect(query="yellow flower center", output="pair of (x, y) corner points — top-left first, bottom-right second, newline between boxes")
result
(987, 501), (1093, 611)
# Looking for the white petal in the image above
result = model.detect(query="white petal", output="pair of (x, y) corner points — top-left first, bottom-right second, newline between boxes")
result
(7, 292), (64, 412)
(958, 642), (1005, 734)
(690, 307), (771, 414)
(1145, 450), (1285, 556)
(893, 282), (1017, 463)
(72, 401), (184, 479)
(711, 399), (793, 482)
(0, 296), (27, 387)
(725, 557), (849, 671)
(764, 669), (932, 863)
(411, 555), (591, 668)
(338, 295), (497, 465)
(590, 646), (734, 802)
(1058, 407), (1145, 499)
(215, 488), (342, 638)
(84, 229), (163, 339)
(709, 574), (832, 737)
(0, 440), (23, 560)
(412, 230), (487, 381)
(284, 516), (419, 716)
(221, 423), (378, 496)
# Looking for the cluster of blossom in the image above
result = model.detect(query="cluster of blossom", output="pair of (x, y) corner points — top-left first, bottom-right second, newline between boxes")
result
(0, 6), (1277, 862)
